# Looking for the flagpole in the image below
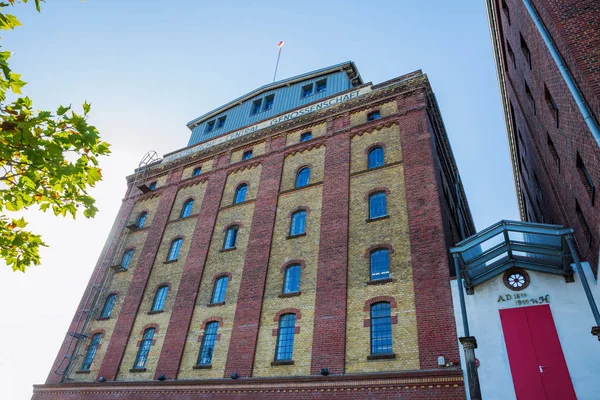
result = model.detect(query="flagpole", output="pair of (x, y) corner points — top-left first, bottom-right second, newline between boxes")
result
(273, 41), (284, 83)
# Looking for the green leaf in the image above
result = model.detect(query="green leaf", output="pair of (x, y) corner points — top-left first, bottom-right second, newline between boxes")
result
(56, 104), (71, 116)
(82, 100), (90, 115)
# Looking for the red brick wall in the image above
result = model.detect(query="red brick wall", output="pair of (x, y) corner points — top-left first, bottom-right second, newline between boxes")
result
(224, 136), (286, 378)
(97, 169), (182, 380)
(310, 116), (351, 375)
(153, 154), (230, 380)
(397, 94), (460, 368)
(495, 0), (600, 272)
(45, 185), (137, 384)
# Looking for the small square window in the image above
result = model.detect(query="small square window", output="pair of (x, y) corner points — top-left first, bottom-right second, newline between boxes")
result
(315, 79), (327, 93)
(242, 150), (253, 160)
(217, 116), (226, 129)
(148, 182), (157, 191)
(206, 120), (216, 133)
(251, 99), (262, 115)
(301, 84), (313, 98)
(263, 94), (275, 111)
(300, 132), (312, 142)
(367, 111), (381, 121)
(192, 167), (202, 177)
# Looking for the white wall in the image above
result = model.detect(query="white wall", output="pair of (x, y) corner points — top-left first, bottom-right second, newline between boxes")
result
(451, 262), (600, 400)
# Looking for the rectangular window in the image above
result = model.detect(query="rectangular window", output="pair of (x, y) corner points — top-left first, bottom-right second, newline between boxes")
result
(367, 111), (381, 121)
(525, 81), (535, 115)
(301, 84), (313, 98)
(506, 40), (516, 69)
(275, 314), (296, 361)
(263, 94), (274, 111)
(192, 167), (202, 177)
(205, 120), (216, 133)
(544, 85), (559, 128)
(502, 0), (511, 25)
(242, 150), (253, 160)
(576, 152), (596, 205)
(520, 33), (532, 70)
(251, 99), (262, 115)
(575, 200), (592, 248)
(197, 322), (219, 365)
(216, 116), (226, 129)
(547, 133), (560, 172)
(315, 79), (327, 93)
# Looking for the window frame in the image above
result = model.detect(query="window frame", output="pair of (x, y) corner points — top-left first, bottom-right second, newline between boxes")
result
(206, 120), (216, 133)
(197, 321), (219, 365)
(275, 313), (297, 361)
(216, 116), (226, 129)
(370, 302), (393, 355)
(100, 294), (117, 319)
(368, 146), (385, 169)
(315, 79), (327, 93)
(136, 212), (147, 229)
(81, 332), (103, 371)
(234, 184), (248, 204)
(223, 226), (238, 250)
(300, 132), (312, 142)
(192, 167), (202, 177)
(301, 84), (313, 98)
(151, 285), (169, 312)
(121, 249), (134, 270)
(242, 150), (253, 160)
(180, 199), (194, 218)
(370, 248), (390, 281)
(289, 210), (307, 237)
(251, 99), (262, 115)
(263, 94), (275, 111)
(369, 191), (388, 219)
(148, 181), (157, 191)
(283, 264), (301, 294)
(295, 167), (311, 188)
(167, 238), (183, 261)
(367, 111), (381, 121)
(211, 276), (229, 304)
(133, 328), (155, 369)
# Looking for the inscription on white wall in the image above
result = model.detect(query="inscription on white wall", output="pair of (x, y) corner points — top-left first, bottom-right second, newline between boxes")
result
(497, 292), (550, 306)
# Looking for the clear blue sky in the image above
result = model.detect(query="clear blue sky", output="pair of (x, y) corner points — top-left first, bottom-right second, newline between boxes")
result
(0, 1), (518, 398)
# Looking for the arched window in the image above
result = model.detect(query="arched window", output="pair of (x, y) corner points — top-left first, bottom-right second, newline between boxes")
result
(133, 328), (155, 369)
(100, 294), (117, 318)
(167, 238), (183, 261)
(136, 212), (147, 229)
(275, 314), (297, 361)
(369, 192), (387, 219)
(223, 226), (238, 249)
(370, 248), (390, 281)
(370, 302), (392, 354)
(151, 286), (168, 312)
(368, 146), (384, 169)
(180, 199), (194, 218)
(295, 167), (311, 188)
(81, 332), (102, 371)
(121, 249), (134, 270)
(289, 210), (306, 236)
(234, 184), (248, 204)
(197, 321), (219, 365)
(283, 264), (301, 294)
(211, 276), (229, 304)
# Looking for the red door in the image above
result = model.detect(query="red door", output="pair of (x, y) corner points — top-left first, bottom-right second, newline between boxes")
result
(500, 305), (576, 400)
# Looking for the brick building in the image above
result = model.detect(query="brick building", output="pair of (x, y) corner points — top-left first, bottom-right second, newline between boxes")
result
(33, 62), (475, 399)
(486, 0), (600, 274)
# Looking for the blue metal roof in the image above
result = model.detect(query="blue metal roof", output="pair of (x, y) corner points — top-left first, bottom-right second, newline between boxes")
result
(186, 61), (362, 129)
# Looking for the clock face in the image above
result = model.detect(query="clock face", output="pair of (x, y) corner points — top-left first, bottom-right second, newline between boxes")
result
(507, 273), (526, 288)
(503, 268), (530, 291)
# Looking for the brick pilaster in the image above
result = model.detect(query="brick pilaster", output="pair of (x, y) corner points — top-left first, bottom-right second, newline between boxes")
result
(224, 136), (286, 378)
(97, 169), (182, 380)
(310, 115), (351, 375)
(45, 185), (136, 384)
(397, 97), (460, 368)
(154, 154), (230, 379)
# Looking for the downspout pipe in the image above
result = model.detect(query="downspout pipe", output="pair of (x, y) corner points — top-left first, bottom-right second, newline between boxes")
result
(522, 0), (600, 148)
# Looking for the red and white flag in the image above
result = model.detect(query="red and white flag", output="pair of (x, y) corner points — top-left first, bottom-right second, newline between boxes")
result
(278, 41), (284, 48)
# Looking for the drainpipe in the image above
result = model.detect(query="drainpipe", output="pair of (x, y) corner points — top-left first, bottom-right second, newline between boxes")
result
(453, 254), (482, 399)
(565, 235), (600, 340)
(522, 0), (600, 148)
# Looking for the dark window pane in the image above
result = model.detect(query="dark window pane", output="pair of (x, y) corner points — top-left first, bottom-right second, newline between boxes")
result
(134, 328), (155, 368)
(81, 333), (102, 370)
(224, 226), (238, 249)
(242, 150), (253, 160)
(234, 184), (247, 204)
(152, 286), (168, 311)
(121, 249), (134, 269)
(217, 116), (226, 129)
(136, 212), (147, 228)
(300, 132), (312, 142)
(181, 199), (194, 218)
(206, 120), (216, 133)
(301, 84), (313, 98)
(367, 111), (380, 121)
(167, 239), (182, 261)
(192, 167), (202, 177)
(263, 95), (275, 111)
(316, 79), (327, 93)
(101, 294), (116, 318)
(251, 99), (262, 115)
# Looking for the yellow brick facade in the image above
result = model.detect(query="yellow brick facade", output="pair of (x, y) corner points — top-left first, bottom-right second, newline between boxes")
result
(182, 158), (214, 179)
(279, 145), (326, 193)
(350, 100), (398, 127)
(230, 141), (266, 164)
(178, 164), (261, 379)
(345, 124), (419, 373)
(285, 122), (326, 146)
